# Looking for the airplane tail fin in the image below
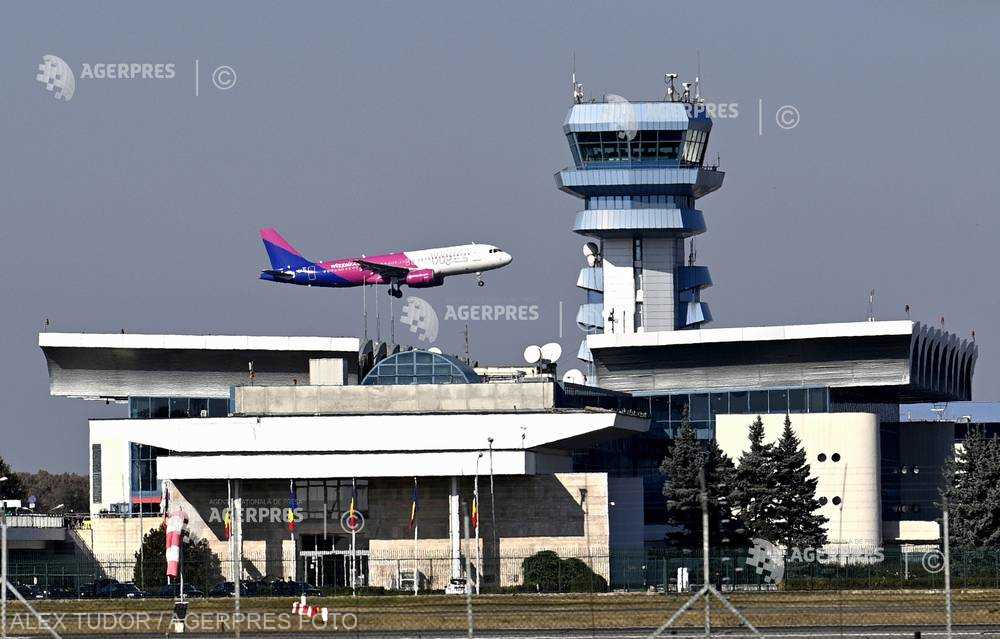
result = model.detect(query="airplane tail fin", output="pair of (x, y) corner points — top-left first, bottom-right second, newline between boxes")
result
(260, 228), (314, 270)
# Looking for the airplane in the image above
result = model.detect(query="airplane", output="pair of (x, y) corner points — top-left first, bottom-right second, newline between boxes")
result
(258, 228), (512, 298)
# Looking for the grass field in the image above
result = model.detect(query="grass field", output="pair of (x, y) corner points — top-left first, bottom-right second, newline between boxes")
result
(4, 590), (1000, 635)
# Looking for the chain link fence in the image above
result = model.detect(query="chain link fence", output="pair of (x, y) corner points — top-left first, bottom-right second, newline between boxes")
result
(3, 547), (1000, 635)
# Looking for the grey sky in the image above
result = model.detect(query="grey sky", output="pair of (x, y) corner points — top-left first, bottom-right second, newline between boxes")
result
(3, 2), (998, 472)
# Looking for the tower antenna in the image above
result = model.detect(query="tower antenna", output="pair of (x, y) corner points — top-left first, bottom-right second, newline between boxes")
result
(867, 288), (876, 322)
(664, 73), (678, 102)
(571, 52), (584, 104)
(695, 50), (702, 101)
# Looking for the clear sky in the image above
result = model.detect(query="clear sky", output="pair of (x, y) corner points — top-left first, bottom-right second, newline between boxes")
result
(3, 1), (999, 472)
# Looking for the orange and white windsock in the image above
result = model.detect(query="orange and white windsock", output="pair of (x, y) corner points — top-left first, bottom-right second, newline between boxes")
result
(165, 507), (188, 578)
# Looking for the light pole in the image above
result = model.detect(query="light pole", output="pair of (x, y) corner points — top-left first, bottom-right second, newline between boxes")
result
(486, 438), (497, 578)
(2, 475), (8, 639)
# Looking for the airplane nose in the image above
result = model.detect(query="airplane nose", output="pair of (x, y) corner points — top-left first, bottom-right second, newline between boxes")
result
(502, 252), (512, 265)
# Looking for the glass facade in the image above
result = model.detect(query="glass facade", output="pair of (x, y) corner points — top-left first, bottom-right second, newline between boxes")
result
(293, 479), (368, 521)
(585, 195), (694, 210)
(129, 443), (168, 513)
(362, 350), (480, 385)
(570, 129), (709, 168)
(129, 396), (230, 419)
(648, 387), (830, 438)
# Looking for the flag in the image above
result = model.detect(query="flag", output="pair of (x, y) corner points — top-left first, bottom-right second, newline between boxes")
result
(165, 508), (188, 579)
(408, 479), (419, 531)
(471, 494), (479, 530)
(347, 483), (359, 531)
(223, 508), (232, 540)
(287, 491), (298, 532)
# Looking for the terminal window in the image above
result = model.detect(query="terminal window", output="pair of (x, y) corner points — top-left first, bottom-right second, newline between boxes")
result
(129, 396), (230, 419)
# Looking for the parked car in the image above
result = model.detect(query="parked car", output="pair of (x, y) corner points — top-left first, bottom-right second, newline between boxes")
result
(17, 584), (47, 600)
(272, 580), (321, 597)
(112, 583), (149, 599)
(444, 578), (469, 595)
(154, 583), (205, 598)
(209, 581), (235, 597)
(79, 578), (120, 598)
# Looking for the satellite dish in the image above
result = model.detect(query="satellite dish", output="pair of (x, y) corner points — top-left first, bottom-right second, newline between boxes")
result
(541, 342), (562, 362)
(427, 347), (443, 354)
(586, 254), (598, 268)
(582, 242), (599, 258)
(562, 369), (586, 384)
(523, 345), (542, 364)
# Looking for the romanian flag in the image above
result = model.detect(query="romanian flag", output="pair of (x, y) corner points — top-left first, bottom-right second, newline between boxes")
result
(471, 495), (479, 530)
(347, 483), (359, 531)
(223, 508), (232, 540)
(408, 479), (419, 531)
(287, 491), (298, 532)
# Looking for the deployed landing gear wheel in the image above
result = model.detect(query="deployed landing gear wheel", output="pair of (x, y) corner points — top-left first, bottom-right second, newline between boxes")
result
(388, 288), (403, 298)
(477, 279), (485, 287)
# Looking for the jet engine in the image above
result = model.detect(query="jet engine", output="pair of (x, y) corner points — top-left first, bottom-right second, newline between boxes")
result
(406, 269), (444, 288)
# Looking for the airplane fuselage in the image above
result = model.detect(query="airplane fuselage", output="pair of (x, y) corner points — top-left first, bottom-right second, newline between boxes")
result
(260, 237), (512, 291)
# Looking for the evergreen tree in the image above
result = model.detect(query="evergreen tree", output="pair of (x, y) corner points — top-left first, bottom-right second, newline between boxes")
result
(734, 416), (779, 543)
(133, 523), (223, 591)
(770, 415), (828, 548)
(942, 426), (1000, 549)
(0, 455), (27, 504)
(660, 413), (747, 550)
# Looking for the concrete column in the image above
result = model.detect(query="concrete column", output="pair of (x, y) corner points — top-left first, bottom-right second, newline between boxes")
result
(449, 477), (461, 580)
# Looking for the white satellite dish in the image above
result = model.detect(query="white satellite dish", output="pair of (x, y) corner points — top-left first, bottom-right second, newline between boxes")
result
(541, 342), (562, 362)
(586, 254), (598, 267)
(582, 242), (599, 258)
(523, 345), (542, 364)
(562, 369), (586, 385)
(427, 347), (443, 354)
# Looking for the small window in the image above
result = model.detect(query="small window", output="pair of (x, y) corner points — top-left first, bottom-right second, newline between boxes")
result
(91, 444), (102, 503)
(818, 496), (828, 506)
(749, 391), (768, 414)
(817, 453), (827, 462)
(831, 453), (841, 462)
(832, 496), (842, 506)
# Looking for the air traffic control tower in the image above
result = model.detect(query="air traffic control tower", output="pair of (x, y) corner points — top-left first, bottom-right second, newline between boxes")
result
(556, 76), (723, 364)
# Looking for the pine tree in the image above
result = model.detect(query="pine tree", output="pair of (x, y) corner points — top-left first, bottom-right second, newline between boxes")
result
(133, 523), (224, 591)
(942, 426), (1000, 549)
(661, 416), (702, 549)
(660, 412), (747, 550)
(770, 415), (828, 548)
(734, 416), (779, 543)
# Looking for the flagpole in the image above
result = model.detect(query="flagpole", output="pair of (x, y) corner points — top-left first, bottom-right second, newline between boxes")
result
(233, 480), (242, 639)
(412, 477), (418, 597)
(474, 456), (481, 596)
(351, 477), (357, 597)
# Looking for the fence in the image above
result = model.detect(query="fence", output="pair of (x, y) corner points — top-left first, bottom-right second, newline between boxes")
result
(4, 547), (1000, 634)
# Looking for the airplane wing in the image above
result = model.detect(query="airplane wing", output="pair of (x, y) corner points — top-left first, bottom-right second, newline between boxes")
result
(356, 259), (411, 281)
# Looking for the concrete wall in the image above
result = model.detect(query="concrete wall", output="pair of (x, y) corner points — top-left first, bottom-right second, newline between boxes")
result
(640, 238), (681, 332)
(233, 381), (556, 415)
(82, 473), (615, 589)
(716, 412), (882, 548)
(602, 238), (635, 334)
(89, 430), (131, 514)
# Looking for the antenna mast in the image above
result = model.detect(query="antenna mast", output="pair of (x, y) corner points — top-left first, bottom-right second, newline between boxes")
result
(571, 53), (584, 104)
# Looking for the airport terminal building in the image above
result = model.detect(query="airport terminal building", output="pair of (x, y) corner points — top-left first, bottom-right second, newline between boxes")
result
(32, 77), (980, 590)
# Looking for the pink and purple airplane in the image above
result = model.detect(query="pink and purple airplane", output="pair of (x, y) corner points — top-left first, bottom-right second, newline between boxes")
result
(259, 228), (512, 298)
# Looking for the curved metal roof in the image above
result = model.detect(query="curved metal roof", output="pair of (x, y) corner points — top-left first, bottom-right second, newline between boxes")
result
(361, 349), (481, 385)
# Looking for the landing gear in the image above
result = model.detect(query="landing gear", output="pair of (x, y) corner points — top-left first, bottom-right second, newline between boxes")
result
(387, 279), (403, 298)
(476, 273), (485, 287)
